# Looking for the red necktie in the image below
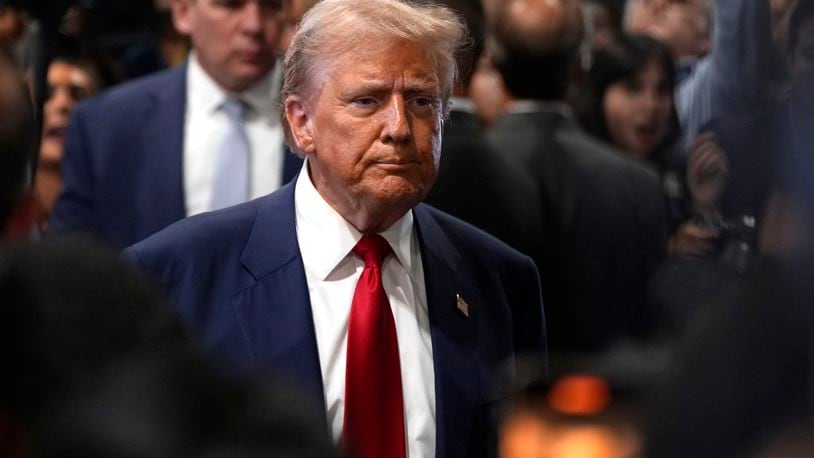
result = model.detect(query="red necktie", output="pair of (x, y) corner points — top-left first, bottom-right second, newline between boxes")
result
(344, 234), (406, 458)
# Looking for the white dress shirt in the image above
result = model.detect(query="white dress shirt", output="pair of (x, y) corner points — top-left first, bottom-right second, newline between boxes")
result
(294, 162), (437, 457)
(183, 53), (284, 216)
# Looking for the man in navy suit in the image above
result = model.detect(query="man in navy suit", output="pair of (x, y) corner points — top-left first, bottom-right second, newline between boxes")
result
(124, 0), (546, 456)
(50, 0), (302, 248)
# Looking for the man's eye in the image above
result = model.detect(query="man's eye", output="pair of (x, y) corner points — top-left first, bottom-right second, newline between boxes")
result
(353, 97), (378, 106)
(413, 97), (434, 107)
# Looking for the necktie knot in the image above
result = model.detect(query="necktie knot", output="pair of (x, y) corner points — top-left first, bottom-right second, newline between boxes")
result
(353, 234), (392, 268)
(222, 98), (248, 122)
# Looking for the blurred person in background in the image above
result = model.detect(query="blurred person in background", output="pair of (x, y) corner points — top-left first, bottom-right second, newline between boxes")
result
(50, 0), (302, 248)
(35, 349), (335, 458)
(0, 2), (25, 49)
(646, 260), (814, 457)
(0, 236), (190, 456)
(625, 0), (774, 151)
(423, 0), (544, 259)
(0, 1), (39, 76)
(0, 236), (333, 458)
(576, 33), (739, 357)
(580, 0), (623, 62)
(154, 0), (191, 68)
(645, 5), (814, 452)
(645, 156), (814, 456)
(578, 34), (729, 259)
(35, 53), (108, 225)
(766, 0), (798, 98)
(0, 48), (39, 239)
(625, 0), (711, 60)
(710, 0), (814, 246)
(279, 0), (316, 52)
(579, 35), (678, 164)
(487, 0), (667, 362)
(468, 51), (512, 126)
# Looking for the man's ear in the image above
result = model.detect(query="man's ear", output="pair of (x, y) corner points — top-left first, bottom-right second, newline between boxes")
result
(285, 96), (316, 155)
(171, 0), (193, 35)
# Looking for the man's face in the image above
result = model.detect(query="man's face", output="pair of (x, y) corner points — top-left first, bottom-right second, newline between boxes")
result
(627, 0), (710, 59)
(172, 0), (285, 92)
(287, 40), (445, 229)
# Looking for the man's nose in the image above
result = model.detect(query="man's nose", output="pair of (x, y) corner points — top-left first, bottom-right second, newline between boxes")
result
(381, 96), (412, 143)
(239, 1), (264, 34)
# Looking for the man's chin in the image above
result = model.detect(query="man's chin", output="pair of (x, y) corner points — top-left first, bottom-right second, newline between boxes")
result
(229, 65), (274, 89)
(373, 176), (432, 202)
(364, 185), (427, 214)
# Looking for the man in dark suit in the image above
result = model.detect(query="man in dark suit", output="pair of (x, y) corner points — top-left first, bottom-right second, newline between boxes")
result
(488, 0), (666, 356)
(124, 0), (546, 457)
(50, 0), (302, 248)
(423, 0), (542, 259)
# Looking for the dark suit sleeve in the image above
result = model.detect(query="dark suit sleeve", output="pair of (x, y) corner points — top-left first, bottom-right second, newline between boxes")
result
(121, 245), (142, 268)
(50, 106), (99, 234)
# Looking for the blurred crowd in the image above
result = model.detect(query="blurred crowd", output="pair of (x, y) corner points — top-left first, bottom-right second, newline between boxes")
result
(1, 0), (814, 456)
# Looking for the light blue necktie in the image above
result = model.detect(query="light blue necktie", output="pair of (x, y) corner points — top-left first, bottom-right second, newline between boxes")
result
(210, 98), (251, 211)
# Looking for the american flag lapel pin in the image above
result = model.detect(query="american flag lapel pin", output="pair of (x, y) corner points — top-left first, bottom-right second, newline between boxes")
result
(456, 293), (469, 318)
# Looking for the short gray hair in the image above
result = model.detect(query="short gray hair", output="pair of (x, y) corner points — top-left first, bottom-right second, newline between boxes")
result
(281, 0), (466, 148)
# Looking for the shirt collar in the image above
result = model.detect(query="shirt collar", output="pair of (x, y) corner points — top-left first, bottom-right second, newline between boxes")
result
(186, 52), (280, 119)
(294, 160), (416, 281)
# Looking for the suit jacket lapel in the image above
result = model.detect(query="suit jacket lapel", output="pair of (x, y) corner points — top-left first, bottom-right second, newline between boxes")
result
(225, 193), (484, 437)
(234, 182), (326, 418)
(414, 204), (479, 457)
(140, 64), (186, 225)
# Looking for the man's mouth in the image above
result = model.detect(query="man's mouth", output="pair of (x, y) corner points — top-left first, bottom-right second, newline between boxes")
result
(238, 48), (266, 63)
(374, 159), (421, 171)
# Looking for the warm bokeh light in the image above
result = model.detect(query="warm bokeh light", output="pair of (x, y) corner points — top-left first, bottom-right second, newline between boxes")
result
(547, 375), (611, 416)
(500, 410), (642, 458)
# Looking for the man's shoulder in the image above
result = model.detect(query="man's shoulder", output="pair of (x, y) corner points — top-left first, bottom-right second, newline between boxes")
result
(492, 111), (659, 185)
(125, 195), (268, 268)
(416, 204), (533, 267)
(75, 66), (185, 118)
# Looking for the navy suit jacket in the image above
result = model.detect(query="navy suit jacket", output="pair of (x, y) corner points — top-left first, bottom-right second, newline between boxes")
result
(50, 64), (302, 248)
(123, 181), (546, 457)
